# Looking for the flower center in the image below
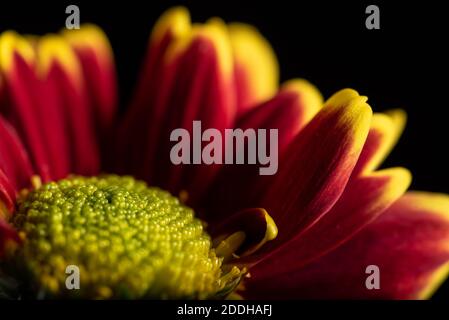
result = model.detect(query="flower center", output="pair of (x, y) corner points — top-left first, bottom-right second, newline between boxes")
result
(7, 175), (241, 299)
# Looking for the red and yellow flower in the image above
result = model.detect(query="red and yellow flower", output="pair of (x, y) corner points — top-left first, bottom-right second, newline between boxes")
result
(0, 7), (448, 299)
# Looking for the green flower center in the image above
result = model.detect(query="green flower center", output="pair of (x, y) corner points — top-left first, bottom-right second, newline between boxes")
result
(7, 175), (239, 299)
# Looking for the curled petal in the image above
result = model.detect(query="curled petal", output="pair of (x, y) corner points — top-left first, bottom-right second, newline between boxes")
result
(250, 167), (411, 275)
(209, 208), (278, 259)
(228, 23), (279, 113)
(245, 192), (449, 299)
(252, 89), (372, 257)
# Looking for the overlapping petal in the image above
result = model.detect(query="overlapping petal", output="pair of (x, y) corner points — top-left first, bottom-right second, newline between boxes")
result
(353, 110), (407, 175)
(0, 32), (52, 181)
(250, 167), (412, 274)
(244, 192), (449, 299)
(202, 79), (323, 218)
(37, 34), (100, 177)
(119, 9), (238, 205)
(0, 7), (447, 300)
(250, 109), (411, 270)
(244, 89), (372, 259)
(157, 18), (237, 205)
(0, 30), (105, 181)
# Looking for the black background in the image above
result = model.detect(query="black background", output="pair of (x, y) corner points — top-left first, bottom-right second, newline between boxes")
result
(1, 1), (448, 299)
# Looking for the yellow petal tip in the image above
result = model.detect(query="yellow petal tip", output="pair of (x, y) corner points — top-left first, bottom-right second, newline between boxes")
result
(152, 6), (191, 43)
(0, 31), (35, 73)
(282, 79), (324, 122)
(228, 22), (279, 105)
(37, 34), (82, 84)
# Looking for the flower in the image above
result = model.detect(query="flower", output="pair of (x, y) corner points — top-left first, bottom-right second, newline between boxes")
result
(1, 6), (449, 299)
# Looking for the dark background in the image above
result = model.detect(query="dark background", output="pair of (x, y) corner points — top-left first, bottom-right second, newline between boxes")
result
(1, 1), (448, 299)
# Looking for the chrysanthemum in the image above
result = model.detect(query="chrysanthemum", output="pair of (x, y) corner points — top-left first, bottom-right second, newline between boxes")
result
(1, 7), (448, 299)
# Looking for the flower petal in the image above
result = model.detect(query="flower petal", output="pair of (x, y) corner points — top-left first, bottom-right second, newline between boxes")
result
(353, 110), (406, 175)
(202, 79), (322, 218)
(238, 79), (323, 152)
(0, 31), (52, 181)
(249, 167), (411, 275)
(208, 208), (278, 258)
(0, 31), (101, 180)
(251, 89), (372, 257)
(245, 192), (449, 299)
(0, 169), (15, 216)
(247, 106), (411, 271)
(0, 115), (34, 190)
(228, 23), (279, 114)
(63, 24), (118, 148)
(149, 18), (237, 205)
(37, 34), (100, 176)
(116, 6), (191, 177)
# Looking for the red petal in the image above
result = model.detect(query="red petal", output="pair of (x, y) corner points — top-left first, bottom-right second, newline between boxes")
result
(64, 25), (118, 160)
(248, 109), (411, 270)
(202, 80), (322, 219)
(0, 115), (34, 190)
(37, 35), (100, 176)
(143, 19), (237, 205)
(0, 169), (15, 214)
(245, 192), (449, 299)
(0, 32), (52, 181)
(116, 7), (191, 177)
(249, 167), (411, 276)
(238, 80), (322, 154)
(353, 110), (406, 175)
(0, 32), (100, 180)
(249, 89), (372, 258)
